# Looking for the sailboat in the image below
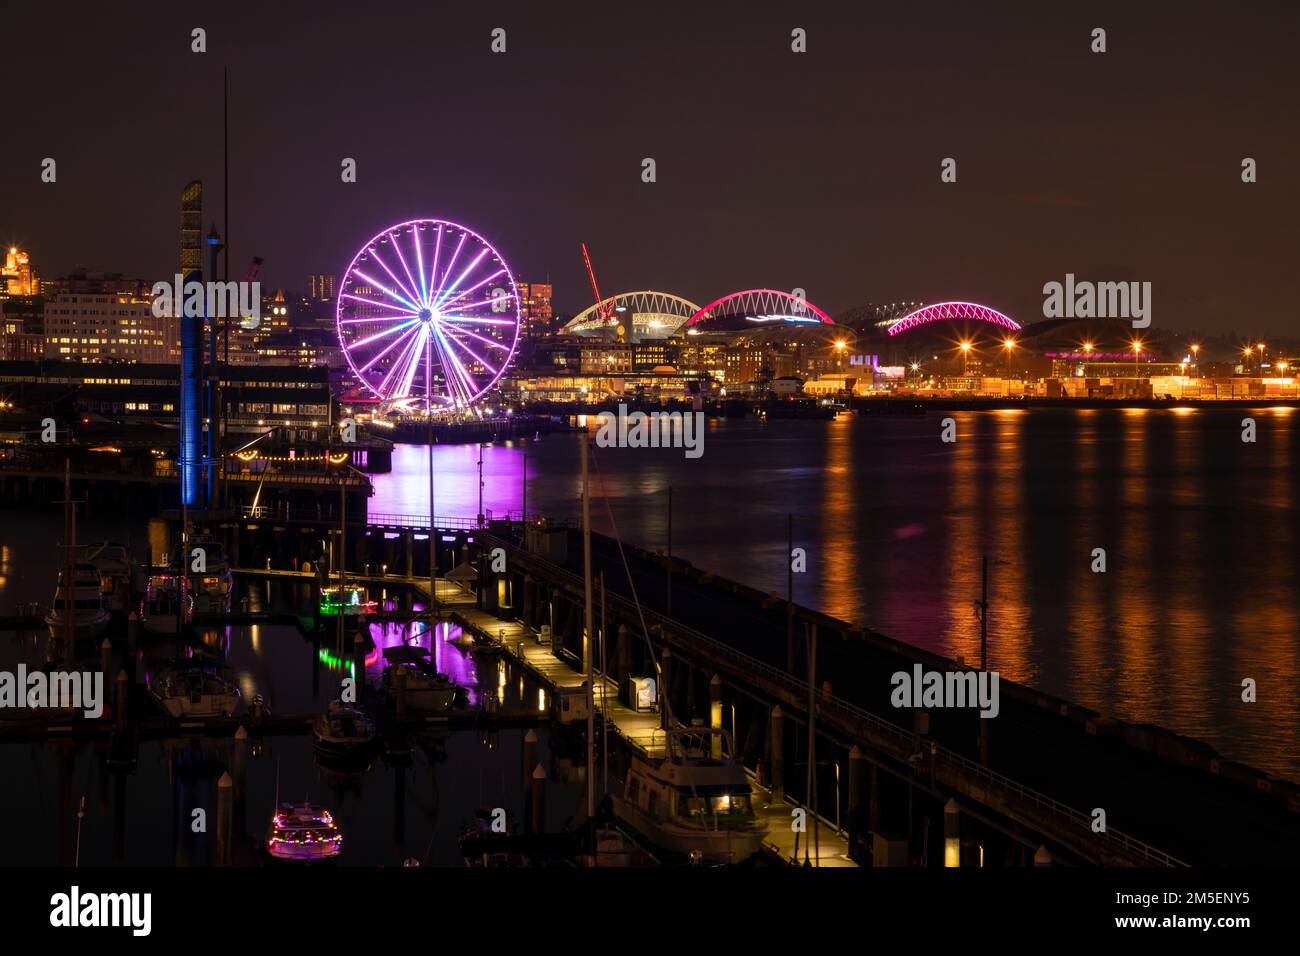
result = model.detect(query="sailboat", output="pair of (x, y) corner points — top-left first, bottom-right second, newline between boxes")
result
(44, 563), (110, 642)
(45, 462), (110, 643)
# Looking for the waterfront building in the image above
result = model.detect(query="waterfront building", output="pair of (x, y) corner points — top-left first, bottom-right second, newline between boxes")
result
(43, 290), (178, 363)
(309, 273), (336, 302)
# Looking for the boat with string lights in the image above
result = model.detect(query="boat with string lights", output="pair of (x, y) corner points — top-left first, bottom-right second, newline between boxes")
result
(266, 803), (343, 863)
(319, 583), (378, 617)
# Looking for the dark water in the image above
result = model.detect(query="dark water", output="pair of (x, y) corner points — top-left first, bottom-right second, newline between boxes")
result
(0, 563), (584, 865)
(372, 409), (1300, 781)
(2, 408), (1296, 865)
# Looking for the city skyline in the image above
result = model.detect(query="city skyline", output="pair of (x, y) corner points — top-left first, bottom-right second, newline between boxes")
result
(2, 2), (1297, 334)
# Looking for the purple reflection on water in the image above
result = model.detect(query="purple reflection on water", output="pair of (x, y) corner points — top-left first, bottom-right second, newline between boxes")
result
(371, 443), (527, 520)
(365, 606), (481, 703)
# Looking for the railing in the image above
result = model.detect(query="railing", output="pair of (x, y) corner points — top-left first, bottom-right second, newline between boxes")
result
(236, 505), (553, 531)
(486, 534), (1187, 868)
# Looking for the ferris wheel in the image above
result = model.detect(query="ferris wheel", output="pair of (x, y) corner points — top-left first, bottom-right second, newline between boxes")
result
(336, 218), (521, 411)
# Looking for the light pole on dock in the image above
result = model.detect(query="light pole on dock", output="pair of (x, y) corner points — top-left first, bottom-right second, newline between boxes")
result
(581, 436), (595, 826)
(666, 485), (672, 619)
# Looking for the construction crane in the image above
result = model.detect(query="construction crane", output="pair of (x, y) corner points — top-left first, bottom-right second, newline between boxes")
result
(580, 242), (617, 332)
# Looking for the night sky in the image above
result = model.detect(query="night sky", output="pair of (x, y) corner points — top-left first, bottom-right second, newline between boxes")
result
(3, 0), (1297, 334)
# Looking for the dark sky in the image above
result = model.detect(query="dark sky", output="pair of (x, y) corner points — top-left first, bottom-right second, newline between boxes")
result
(3, 0), (1297, 335)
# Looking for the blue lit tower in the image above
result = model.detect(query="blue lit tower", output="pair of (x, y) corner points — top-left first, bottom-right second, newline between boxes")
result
(206, 224), (224, 510)
(178, 180), (204, 508)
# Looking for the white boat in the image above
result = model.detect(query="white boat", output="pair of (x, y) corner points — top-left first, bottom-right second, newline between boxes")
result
(44, 562), (111, 642)
(189, 537), (233, 616)
(150, 661), (241, 717)
(139, 570), (193, 636)
(611, 724), (768, 864)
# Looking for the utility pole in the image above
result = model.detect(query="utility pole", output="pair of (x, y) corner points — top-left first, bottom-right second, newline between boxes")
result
(666, 485), (672, 619)
(581, 437), (595, 827)
(977, 555), (989, 766)
(521, 454), (527, 522)
(427, 405), (437, 618)
(787, 512), (794, 674)
(477, 443), (485, 528)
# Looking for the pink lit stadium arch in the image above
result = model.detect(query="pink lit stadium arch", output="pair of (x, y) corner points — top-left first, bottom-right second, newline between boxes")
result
(685, 289), (835, 328)
(886, 301), (1020, 336)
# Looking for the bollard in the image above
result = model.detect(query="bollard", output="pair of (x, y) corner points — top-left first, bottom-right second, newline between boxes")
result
(944, 798), (961, 867)
(522, 728), (538, 795)
(233, 726), (248, 836)
(395, 665), (408, 720)
(352, 633), (366, 705)
(530, 763), (546, 835)
(99, 639), (112, 697)
(1034, 845), (1052, 867)
(115, 670), (128, 732)
(216, 772), (233, 866)
(709, 674), (723, 758)
(126, 612), (138, 658)
(769, 705), (785, 800)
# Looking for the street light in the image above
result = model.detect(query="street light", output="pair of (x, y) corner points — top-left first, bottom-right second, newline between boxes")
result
(1131, 339), (1143, 377)
(1003, 337), (1017, 377)
(960, 340), (972, 376)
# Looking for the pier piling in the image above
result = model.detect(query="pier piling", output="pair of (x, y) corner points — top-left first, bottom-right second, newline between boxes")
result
(216, 772), (232, 866)
(530, 763), (546, 835)
(769, 705), (785, 800)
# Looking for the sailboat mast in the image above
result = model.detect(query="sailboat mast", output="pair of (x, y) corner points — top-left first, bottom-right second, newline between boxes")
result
(64, 459), (74, 648)
(581, 436), (595, 822)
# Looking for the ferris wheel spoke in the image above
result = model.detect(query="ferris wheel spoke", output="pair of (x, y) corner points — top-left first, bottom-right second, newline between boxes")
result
(439, 292), (514, 317)
(339, 292), (417, 314)
(427, 224), (444, 309)
(357, 321), (421, 377)
(433, 233), (468, 307)
(431, 248), (489, 312)
(439, 314), (516, 326)
(365, 246), (422, 314)
(426, 330), (461, 406)
(339, 313), (422, 325)
(436, 326), (486, 400)
(393, 325), (428, 399)
(436, 267), (504, 312)
(387, 233), (424, 313)
(347, 317), (419, 351)
(441, 322), (510, 351)
(376, 325), (427, 397)
(413, 227), (429, 307)
(442, 330), (500, 378)
(349, 269), (423, 314)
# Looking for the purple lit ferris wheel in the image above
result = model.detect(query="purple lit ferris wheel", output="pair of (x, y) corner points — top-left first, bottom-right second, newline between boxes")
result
(336, 218), (521, 411)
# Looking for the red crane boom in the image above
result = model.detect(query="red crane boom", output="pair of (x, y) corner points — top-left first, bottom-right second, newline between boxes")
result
(580, 242), (614, 325)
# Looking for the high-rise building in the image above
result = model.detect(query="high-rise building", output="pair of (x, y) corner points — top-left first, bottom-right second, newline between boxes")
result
(2, 246), (38, 295)
(518, 280), (553, 338)
(309, 273), (336, 302)
(43, 290), (178, 363)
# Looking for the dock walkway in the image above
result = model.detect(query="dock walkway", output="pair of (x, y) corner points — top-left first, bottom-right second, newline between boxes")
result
(443, 592), (856, 867)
